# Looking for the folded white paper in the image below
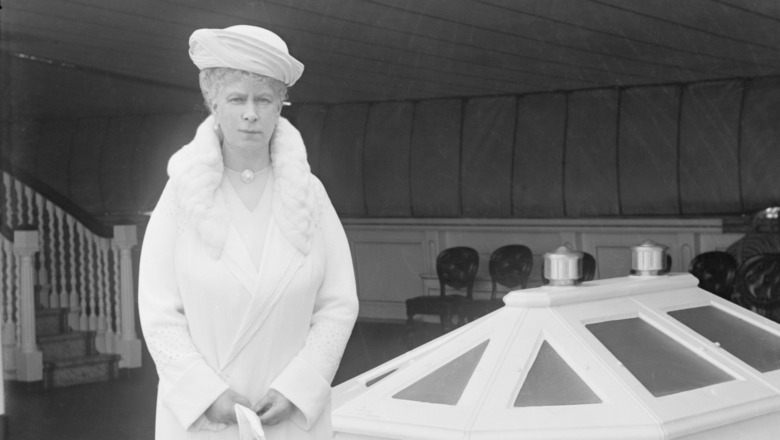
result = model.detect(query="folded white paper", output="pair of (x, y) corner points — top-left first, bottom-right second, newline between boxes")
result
(235, 403), (265, 440)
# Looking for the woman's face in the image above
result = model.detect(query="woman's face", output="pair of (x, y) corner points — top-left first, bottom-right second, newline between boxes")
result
(213, 75), (282, 153)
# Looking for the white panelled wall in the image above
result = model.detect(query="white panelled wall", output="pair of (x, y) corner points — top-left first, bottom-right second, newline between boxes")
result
(344, 218), (742, 321)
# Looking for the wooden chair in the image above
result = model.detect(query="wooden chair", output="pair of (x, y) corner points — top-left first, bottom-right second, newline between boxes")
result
(688, 251), (738, 301)
(405, 246), (479, 333)
(461, 245), (533, 323)
(661, 254), (673, 275)
(735, 253), (780, 322)
(579, 252), (596, 282)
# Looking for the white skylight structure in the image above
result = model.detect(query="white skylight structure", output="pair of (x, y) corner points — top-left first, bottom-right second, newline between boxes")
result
(333, 244), (780, 439)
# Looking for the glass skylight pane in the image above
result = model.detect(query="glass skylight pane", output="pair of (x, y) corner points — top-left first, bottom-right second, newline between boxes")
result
(587, 317), (733, 397)
(392, 340), (488, 405)
(669, 306), (780, 373)
(514, 341), (601, 407)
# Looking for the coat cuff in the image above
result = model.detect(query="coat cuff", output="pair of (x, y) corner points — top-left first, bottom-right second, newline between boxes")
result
(162, 361), (230, 430)
(270, 355), (331, 430)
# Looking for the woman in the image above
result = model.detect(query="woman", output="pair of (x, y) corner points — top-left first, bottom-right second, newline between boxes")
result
(139, 25), (359, 439)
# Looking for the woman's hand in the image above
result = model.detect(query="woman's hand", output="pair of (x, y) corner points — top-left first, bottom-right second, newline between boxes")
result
(205, 388), (251, 425)
(254, 389), (295, 426)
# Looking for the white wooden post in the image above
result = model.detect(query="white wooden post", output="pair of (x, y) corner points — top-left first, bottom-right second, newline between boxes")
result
(86, 235), (97, 331)
(78, 225), (88, 331)
(13, 180), (23, 227)
(23, 187), (34, 226)
(67, 216), (79, 329)
(0, 297), (5, 418)
(46, 201), (59, 308)
(2, 173), (11, 230)
(35, 194), (49, 309)
(94, 238), (109, 353)
(113, 225), (141, 368)
(13, 229), (42, 382)
(1, 240), (16, 379)
(108, 245), (121, 354)
(56, 208), (68, 309)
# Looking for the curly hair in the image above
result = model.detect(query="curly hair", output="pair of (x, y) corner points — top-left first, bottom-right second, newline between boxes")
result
(198, 67), (289, 112)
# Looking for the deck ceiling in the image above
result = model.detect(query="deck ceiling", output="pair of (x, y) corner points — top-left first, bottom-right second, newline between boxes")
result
(3, 0), (780, 119)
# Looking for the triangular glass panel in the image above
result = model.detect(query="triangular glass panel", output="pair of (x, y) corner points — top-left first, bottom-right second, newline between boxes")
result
(393, 340), (489, 405)
(514, 340), (602, 407)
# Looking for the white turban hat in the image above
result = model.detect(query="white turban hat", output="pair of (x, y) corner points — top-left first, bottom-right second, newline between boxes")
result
(189, 25), (304, 86)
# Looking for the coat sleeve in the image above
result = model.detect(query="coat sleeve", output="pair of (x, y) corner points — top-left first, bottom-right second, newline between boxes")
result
(138, 182), (229, 431)
(269, 181), (359, 430)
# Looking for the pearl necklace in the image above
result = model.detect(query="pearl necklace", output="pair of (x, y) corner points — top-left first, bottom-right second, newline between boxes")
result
(238, 169), (256, 183)
(225, 166), (267, 184)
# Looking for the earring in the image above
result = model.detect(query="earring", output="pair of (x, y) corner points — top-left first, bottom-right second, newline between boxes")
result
(213, 122), (220, 131)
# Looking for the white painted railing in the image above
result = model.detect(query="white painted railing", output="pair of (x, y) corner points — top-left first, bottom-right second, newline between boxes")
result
(0, 233), (18, 380)
(0, 170), (141, 381)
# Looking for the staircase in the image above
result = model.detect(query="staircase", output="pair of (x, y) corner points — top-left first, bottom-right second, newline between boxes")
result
(1, 168), (142, 385)
(36, 307), (120, 388)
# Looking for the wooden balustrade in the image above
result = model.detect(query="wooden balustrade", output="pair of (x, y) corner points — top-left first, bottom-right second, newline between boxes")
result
(1, 239), (16, 379)
(78, 223), (89, 332)
(0, 170), (142, 381)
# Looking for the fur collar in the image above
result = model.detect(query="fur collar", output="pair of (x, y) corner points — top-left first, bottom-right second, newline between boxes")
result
(167, 115), (315, 257)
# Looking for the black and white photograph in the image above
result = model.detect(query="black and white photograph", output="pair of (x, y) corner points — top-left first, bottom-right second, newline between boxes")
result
(3, 1), (780, 439)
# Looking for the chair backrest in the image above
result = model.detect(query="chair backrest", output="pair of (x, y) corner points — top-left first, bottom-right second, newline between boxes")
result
(436, 246), (479, 299)
(489, 245), (533, 299)
(579, 252), (597, 282)
(735, 254), (780, 318)
(688, 251), (737, 301)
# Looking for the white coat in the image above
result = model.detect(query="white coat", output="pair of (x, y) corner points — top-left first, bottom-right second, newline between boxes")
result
(139, 116), (359, 439)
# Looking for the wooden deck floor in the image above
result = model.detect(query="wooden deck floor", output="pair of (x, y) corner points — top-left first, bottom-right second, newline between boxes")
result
(5, 320), (442, 440)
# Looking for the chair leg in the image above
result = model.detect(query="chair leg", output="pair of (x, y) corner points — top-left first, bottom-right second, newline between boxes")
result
(406, 311), (417, 349)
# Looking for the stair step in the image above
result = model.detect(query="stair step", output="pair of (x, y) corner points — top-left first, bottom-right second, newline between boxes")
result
(38, 331), (95, 359)
(35, 308), (69, 336)
(43, 354), (120, 388)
